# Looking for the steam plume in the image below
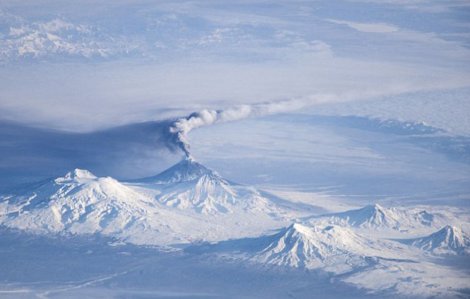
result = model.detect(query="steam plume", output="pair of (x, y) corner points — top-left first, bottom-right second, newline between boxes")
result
(169, 94), (336, 157)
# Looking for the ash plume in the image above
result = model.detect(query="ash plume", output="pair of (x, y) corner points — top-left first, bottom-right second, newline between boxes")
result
(169, 94), (336, 157)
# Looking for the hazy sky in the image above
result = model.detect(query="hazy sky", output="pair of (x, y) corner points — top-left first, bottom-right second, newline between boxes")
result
(0, 0), (469, 201)
(0, 0), (469, 131)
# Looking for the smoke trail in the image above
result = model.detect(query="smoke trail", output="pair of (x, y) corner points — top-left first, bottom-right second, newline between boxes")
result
(169, 94), (337, 157)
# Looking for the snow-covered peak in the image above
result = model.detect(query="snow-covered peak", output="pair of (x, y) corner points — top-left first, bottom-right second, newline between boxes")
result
(260, 223), (321, 267)
(356, 204), (394, 226)
(129, 158), (287, 216)
(326, 203), (400, 229)
(357, 203), (385, 216)
(55, 168), (97, 183)
(138, 157), (221, 184)
(255, 223), (373, 269)
(411, 225), (468, 255)
(0, 169), (173, 244)
(315, 203), (444, 231)
(134, 158), (252, 214)
(289, 223), (311, 234)
(272, 223), (314, 244)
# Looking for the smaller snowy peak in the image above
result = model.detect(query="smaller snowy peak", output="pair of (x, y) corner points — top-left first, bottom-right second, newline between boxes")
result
(288, 222), (311, 235)
(269, 223), (367, 254)
(316, 204), (440, 231)
(326, 204), (400, 229)
(352, 204), (391, 226)
(55, 168), (97, 183)
(251, 222), (392, 273)
(137, 157), (222, 184)
(257, 223), (327, 268)
(411, 225), (469, 255)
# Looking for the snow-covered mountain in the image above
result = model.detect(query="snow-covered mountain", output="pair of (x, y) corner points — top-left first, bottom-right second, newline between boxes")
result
(134, 157), (290, 215)
(197, 222), (410, 275)
(331, 204), (400, 229)
(0, 164), (469, 298)
(0, 161), (299, 244)
(255, 223), (413, 273)
(137, 157), (219, 184)
(186, 219), (469, 296)
(311, 204), (442, 231)
(410, 225), (469, 255)
(253, 223), (373, 273)
(0, 169), (180, 244)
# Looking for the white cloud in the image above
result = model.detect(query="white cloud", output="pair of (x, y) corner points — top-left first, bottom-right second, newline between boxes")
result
(0, 0), (469, 132)
(0, 52), (468, 131)
(328, 19), (399, 33)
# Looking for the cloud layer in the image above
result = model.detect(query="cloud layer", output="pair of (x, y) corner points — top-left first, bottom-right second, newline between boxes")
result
(0, 0), (469, 133)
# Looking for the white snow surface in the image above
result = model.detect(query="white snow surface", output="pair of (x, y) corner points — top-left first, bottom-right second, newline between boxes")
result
(0, 159), (469, 297)
(0, 160), (301, 245)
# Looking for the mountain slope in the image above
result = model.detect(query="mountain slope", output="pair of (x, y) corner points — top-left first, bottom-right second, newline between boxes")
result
(255, 223), (411, 273)
(330, 204), (400, 229)
(256, 224), (368, 271)
(0, 169), (180, 244)
(411, 225), (469, 255)
(196, 222), (410, 275)
(134, 157), (289, 215)
(0, 166), (297, 245)
(135, 157), (217, 184)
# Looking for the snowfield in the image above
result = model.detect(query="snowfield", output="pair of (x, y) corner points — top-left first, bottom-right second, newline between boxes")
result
(1, 158), (469, 298)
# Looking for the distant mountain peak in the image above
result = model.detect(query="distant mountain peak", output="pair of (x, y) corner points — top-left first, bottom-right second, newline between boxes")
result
(324, 203), (400, 229)
(289, 222), (309, 232)
(359, 204), (387, 221)
(130, 158), (280, 215)
(359, 203), (385, 214)
(253, 223), (380, 270)
(55, 168), (97, 183)
(137, 157), (222, 185)
(411, 225), (468, 255)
